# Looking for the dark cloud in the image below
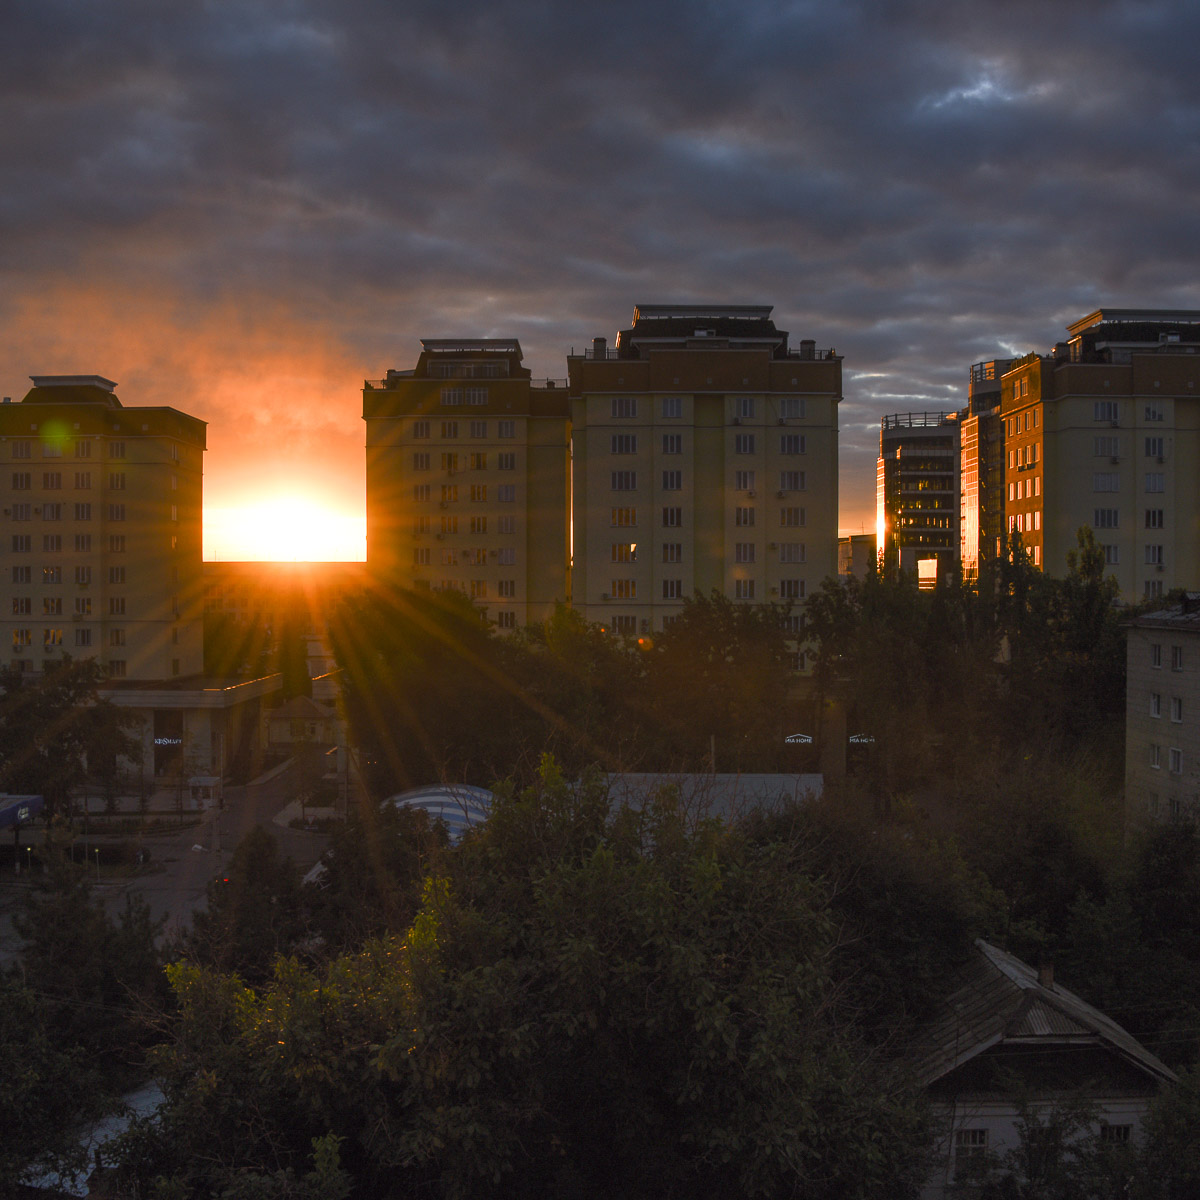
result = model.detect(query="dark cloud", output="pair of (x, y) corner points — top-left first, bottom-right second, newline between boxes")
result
(2, 0), (1198, 535)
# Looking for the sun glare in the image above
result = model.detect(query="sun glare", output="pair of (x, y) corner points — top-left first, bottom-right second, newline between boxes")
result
(205, 495), (366, 562)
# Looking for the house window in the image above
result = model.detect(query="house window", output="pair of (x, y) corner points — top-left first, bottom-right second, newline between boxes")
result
(735, 542), (755, 563)
(42, 597), (62, 615)
(736, 397), (755, 419)
(110, 629), (125, 647)
(1146, 545), (1164, 566)
(1151, 693), (1162, 717)
(1093, 401), (1119, 422)
(470, 580), (487, 600)
(108, 442), (125, 458)
(662, 579), (682, 599)
(1151, 743), (1163, 769)
(12, 504), (29, 521)
(780, 434), (805, 455)
(734, 579), (755, 600)
(12, 472), (30, 490)
(498, 420), (516, 438)
(75, 629), (92, 648)
(440, 516), (459, 534)
(498, 452), (515, 470)
(735, 433), (756, 455)
(43, 629), (63, 648)
(74, 597), (91, 617)
(1145, 473), (1165, 493)
(1170, 748), (1183, 775)
(12, 441), (30, 459)
(497, 580), (515, 598)
(611, 434), (638, 455)
(1146, 437), (1165, 458)
(1093, 508), (1118, 529)
(109, 597), (125, 616)
(74, 503), (91, 521)
(779, 471), (805, 492)
(779, 579), (804, 600)
(1172, 646), (1183, 671)
(1152, 644), (1163, 668)
(496, 611), (516, 629)
(614, 615), (637, 635)
(611, 397), (637, 419)
(611, 543), (637, 563)
(42, 535), (61, 553)
(779, 397), (805, 419)
(470, 420), (487, 438)
(469, 485), (487, 502)
(735, 470), (756, 491)
(661, 470), (682, 491)
(1093, 473), (1119, 492)
(1145, 403), (1164, 422)
(441, 485), (458, 503)
(11, 565), (30, 584)
(412, 452), (430, 470)
(611, 579), (636, 599)
(74, 471), (91, 488)
(412, 421), (430, 439)
(778, 542), (806, 563)
(108, 471), (125, 490)
(10, 598), (28, 615)
(498, 548), (516, 566)
(108, 503), (125, 521)
(1172, 697), (1183, 723)
(611, 471), (637, 491)
(662, 543), (682, 563)
(470, 516), (487, 534)
(497, 485), (515, 502)
(780, 507), (806, 527)
(611, 507), (636, 527)
(1094, 436), (1119, 457)
(441, 421), (459, 439)
(413, 548), (431, 566)
(1147, 509), (1164, 529)
(11, 629), (30, 649)
(662, 506), (682, 527)
(107, 660), (126, 677)
(42, 566), (61, 584)
(662, 397), (682, 419)
(955, 1129), (988, 1174)
(662, 434), (682, 454)
(441, 452), (459, 472)
(1146, 580), (1164, 599)
(735, 507), (755, 527)
(1100, 1123), (1132, 1145)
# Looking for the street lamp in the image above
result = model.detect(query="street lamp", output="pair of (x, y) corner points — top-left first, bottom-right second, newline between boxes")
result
(94, 847), (100, 882)
(25, 845), (31, 873)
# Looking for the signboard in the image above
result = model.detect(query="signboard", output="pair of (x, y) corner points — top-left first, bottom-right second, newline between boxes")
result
(848, 734), (876, 745)
(0, 793), (44, 830)
(784, 734), (813, 744)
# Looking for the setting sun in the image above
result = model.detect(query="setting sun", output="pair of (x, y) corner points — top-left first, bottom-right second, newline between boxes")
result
(205, 494), (366, 562)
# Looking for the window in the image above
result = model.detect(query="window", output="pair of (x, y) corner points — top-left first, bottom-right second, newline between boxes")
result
(611, 434), (638, 454)
(441, 452), (459, 472)
(499, 515), (516, 534)
(611, 471), (636, 491)
(662, 397), (683, 419)
(12, 441), (30, 459)
(11, 535), (30, 553)
(74, 629), (92, 648)
(735, 506), (755, 527)
(109, 566), (126, 584)
(109, 629), (125, 647)
(735, 433), (756, 455)
(440, 386), (463, 406)
(74, 503), (91, 521)
(414, 484), (430, 502)
(74, 597), (90, 617)
(497, 611), (516, 629)
(440, 548), (457, 566)
(42, 566), (61, 584)
(614, 615), (637, 635)
(662, 543), (682, 563)
(108, 504), (125, 521)
(1093, 508), (1119, 529)
(779, 397), (805, 419)
(1094, 436), (1119, 457)
(1146, 545), (1164, 566)
(498, 580), (515, 598)
(1103, 544), (1118, 565)
(734, 579), (755, 600)
(412, 420), (430, 439)
(107, 471), (125, 490)
(413, 548), (431, 566)
(441, 515), (459, 534)
(11, 566), (29, 584)
(498, 452), (515, 470)
(1172, 697), (1183, 723)
(611, 579), (636, 599)
(611, 507), (636, 527)
(107, 659), (126, 677)
(780, 434), (805, 455)
(470, 516), (488, 534)
(778, 542), (806, 563)
(780, 506), (806, 527)
(1151, 693), (1162, 717)
(470, 580), (487, 600)
(955, 1129), (988, 1174)
(1146, 472), (1165, 493)
(441, 485), (458, 503)
(107, 441), (125, 459)
(74, 471), (91, 488)
(1170, 748), (1183, 775)
(735, 470), (756, 491)
(43, 629), (62, 648)
(1093, 472), (1119, 492)
(498, 420), (515, 438)
(1147, 436), (1165, 458)
(74, 440), (91, 458)
(1094, 401), (1119, 422)
(611, 543), (637, 563)
(736, 397), (755, 419)
(11, 503), (29, 521)
(1172, 646), (1183, 671)
(42, 597), (62, 616)
(1034, 476), (1041, 496)
(42, 503), (62, 521)
(1147, 509), (1164, 529)
(109, 597), (125, 615)
(414, 515), (431, 534)
(42, 442), (61, 458)
(662, 506), (682, 527)
(412, 452), (430, 470)
(661, 470), (682, 491)
(469, 484), (487, 502)
(498, 547), (516, 566)
(470, 420), (487, 438)
(12, 629), (30, 649)
(1100, 1124), (1132, 1145)
(662, 579), (683, 599)
(11, 597), (29, 615)
(611, 397), (637, 419)
(1146, 579), (1164, 599)
(735, 542), (755, 563)
(469, 453), (487, 471)
(779, 579), (804, 600)
(779, 470), (805, 492)
(498, 484), (515, 502)
(41, 534), (62, 554)
(662, 434), (682, 454)
(441, 421), (459, 439)
(12, 472), (30, 490)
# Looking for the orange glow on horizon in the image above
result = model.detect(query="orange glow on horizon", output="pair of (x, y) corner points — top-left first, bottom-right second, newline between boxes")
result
(205, 495), (366, 562)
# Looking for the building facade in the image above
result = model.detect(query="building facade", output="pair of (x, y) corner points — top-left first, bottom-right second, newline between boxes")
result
(0, 376), (205, 681)
(363, 340), (571, 628)
(998, 309), (1200, 597)
(959, 360), (1009, 580)
(567, 305), (840, 633)
(876, 411), (960, 585)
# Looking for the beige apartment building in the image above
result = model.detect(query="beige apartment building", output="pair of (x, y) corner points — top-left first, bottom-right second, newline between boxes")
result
(363, 340), (571, 627)
(0, 375), (205, 681)
(567, 305), (840, 634)
(999, 310), (1200, 598)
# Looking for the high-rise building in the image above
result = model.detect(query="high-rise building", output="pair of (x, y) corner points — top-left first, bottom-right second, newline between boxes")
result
(1000, 309), (1200, 598)
(567, 305), (840, 633)
(0, 376), (205, 681)
(959, 360), (1010, 581)
(363, 340), (570, 627)
(876, 411), (960, 586)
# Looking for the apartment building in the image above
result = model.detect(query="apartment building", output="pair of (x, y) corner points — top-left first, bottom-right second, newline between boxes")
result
(959, 360), (1010, 580)
(363, 340), (570, 627)
(0, 376), (205, 681)
(876, 411), (960, 586)
(1125, 598), (1200, 823)
(567, 305), (840, 634)
(1000, 309), (1200, 598)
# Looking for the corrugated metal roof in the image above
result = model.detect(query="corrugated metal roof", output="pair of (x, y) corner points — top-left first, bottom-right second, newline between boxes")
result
(909, 940), (1176, 1088)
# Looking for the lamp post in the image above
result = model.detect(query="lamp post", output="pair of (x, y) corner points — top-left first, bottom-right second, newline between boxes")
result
(25, 845), (31, 873)
(93, 847), (100, 882)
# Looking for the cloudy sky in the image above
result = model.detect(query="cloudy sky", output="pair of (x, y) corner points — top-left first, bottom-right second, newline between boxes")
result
(3, 0), (1198, 558)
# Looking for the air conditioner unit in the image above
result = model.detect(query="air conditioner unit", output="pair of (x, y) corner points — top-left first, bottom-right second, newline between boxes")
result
(1111, 420), (1120, 428)
(435, 533), (444, 540)
(1157, 563), (1165, 571)
(1158, 455), (1165, 463)
(732, 417), (741, 425)
(778, 418), (786, 425)
(439, 501), (448, 508)
(747, 490), (756, 498)
(601, 592), (610, 601)
(777, 490), (786, 499)
(1110, 457), (1120, 465)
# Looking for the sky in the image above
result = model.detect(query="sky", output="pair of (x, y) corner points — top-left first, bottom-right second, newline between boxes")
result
(3, 0), (1199, 560)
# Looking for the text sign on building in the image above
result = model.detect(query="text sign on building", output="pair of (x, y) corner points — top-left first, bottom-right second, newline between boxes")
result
(848, 734), (876, 744)
(785, 733), (813, 744)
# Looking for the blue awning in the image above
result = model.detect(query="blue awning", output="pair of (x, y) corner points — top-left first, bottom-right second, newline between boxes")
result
(0, 794), (43, 830)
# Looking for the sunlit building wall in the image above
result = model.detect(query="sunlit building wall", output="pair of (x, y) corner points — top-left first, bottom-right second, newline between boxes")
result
(0, 376), (205, 681)
(566, 305), (840, 634)
(1000, 309), (1200, 600)
(363, 341), (570, 627)
(959, 359), (1009, 580)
